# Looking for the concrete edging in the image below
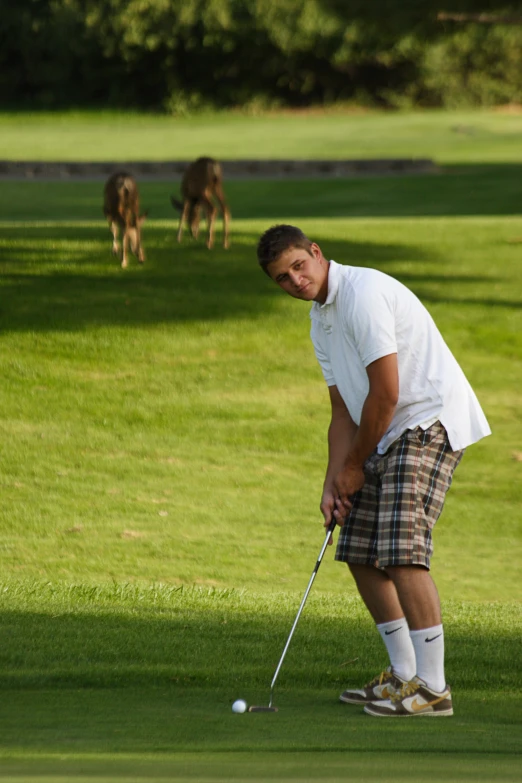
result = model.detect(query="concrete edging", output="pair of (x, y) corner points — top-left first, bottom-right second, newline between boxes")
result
(0, 159), (438, 181)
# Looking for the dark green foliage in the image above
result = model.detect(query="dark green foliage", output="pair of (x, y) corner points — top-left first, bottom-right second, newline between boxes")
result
(422, 23), (522, 107)
(2, 1), (522, 111)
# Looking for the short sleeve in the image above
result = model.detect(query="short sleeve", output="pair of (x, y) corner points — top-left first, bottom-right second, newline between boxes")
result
(347, 285), (398, 367)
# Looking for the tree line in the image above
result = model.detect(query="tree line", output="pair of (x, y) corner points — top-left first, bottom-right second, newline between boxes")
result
(2, 0), (521, 112)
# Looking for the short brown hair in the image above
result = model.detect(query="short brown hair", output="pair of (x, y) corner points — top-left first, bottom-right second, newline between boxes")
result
(256, 224), (313, 276)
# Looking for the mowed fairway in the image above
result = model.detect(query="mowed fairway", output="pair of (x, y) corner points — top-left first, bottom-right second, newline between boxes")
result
(0, 111), (521, 781)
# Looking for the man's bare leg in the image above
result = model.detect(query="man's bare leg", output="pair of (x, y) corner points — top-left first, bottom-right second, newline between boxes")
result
(348, 563), (416, 682)
(349, 563), (404, 624)
(349, 563), (441, 628)
(349, 563), (446, 692)
(385, 565), (441, 630)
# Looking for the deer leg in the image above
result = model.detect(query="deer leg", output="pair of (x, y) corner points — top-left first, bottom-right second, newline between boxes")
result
(110, 221), (120, 256)
(192, 205), (201, 239)
(223, 208), (230, 249)
(214, 185), (230, 249)
(136, 232), (145, 263)
(178, 201), (189, 243)
(137, 213), (147, 263)
(130, 224), (145, 264)
(201, 196), (217, 249)
(121, 228), (130, 268)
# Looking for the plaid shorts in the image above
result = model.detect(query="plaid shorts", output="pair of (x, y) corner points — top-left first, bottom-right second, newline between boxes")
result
(335, 421), (464, 569)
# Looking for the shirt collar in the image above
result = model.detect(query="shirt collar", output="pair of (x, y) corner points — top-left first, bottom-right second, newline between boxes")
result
(310, 260), (341, 321)
(321, 260), (340, 307)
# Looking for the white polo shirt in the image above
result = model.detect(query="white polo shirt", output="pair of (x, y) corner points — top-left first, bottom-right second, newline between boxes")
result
(310, 260), (491, 454)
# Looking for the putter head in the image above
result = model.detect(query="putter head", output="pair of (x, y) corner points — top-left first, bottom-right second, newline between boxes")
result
(248, 705), (278, 712)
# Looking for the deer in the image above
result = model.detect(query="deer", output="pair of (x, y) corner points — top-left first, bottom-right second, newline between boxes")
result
(103, 172), (147, 268)
(170, 157), (230, 250)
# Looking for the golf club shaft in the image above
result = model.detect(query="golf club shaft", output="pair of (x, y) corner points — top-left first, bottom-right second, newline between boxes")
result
(268, 519), (336, 707)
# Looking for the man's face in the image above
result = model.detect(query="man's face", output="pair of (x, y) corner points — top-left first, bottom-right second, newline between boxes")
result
(268, 243), (329, 304)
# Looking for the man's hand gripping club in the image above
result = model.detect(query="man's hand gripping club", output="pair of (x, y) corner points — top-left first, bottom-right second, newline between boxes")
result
(320, 354), (399, 545)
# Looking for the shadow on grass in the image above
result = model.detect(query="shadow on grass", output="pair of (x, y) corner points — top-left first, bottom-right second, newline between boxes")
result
(0, 223), (504, 334)
(0, 601), (521, 758)
(0, 603), (518, 693)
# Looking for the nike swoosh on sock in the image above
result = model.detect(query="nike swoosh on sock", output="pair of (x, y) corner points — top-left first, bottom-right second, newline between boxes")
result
(385, 626), (403, 635)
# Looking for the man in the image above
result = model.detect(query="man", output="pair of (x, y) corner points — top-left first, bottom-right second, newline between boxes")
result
(256, 224), (490, 718)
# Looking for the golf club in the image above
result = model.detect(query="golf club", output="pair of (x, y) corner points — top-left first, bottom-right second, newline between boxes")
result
(248, 518), (337, 712)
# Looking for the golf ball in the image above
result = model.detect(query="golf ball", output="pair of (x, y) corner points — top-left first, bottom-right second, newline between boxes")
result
(232, 699), (248, 713)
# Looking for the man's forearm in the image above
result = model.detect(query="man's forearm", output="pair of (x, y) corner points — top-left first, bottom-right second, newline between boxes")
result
(324, 415), (358, 490)
(345, 391), (397, 468)
(329, 355), (399, 508)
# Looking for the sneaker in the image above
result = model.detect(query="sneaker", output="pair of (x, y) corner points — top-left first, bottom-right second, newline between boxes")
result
(364, 676), (453, 717)
(339, 667), (407, 705)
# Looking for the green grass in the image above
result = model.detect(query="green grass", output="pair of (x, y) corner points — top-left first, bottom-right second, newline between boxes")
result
(3, 583), (519, 694)
(0, 176), (520, 600)
(0, 121), (521, 778)
(2, 107), (522, 164)
(1, 756), (521, 783)
(0, 584), (520, 781)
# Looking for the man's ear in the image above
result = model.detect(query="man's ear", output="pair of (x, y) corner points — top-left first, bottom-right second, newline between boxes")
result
(310, 242), (322, 260)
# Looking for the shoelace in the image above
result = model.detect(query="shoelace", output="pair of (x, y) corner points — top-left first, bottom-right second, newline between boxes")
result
(391, 680), (420, 703)
(367, 670), (391, 688)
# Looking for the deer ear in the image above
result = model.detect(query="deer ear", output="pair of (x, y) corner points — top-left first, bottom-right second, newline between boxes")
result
(139, 211), (148, 224)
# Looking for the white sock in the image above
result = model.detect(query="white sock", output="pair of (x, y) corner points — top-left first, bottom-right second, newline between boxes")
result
(410, 624), (446, 692)
(376, 618), (416, 682)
